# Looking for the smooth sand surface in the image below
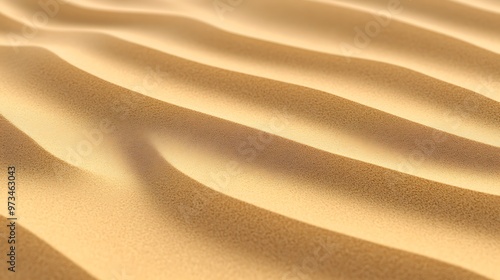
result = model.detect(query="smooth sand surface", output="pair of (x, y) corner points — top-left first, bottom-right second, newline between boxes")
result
(0, 0), (499, 279)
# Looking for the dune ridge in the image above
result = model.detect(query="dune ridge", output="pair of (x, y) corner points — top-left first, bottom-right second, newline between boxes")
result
(1, 0), (499, 279)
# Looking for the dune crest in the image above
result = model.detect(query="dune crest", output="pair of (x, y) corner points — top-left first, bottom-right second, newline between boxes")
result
(1, 0), (499, 279)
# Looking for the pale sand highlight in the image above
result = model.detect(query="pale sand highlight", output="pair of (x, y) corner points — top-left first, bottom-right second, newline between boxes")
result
(0, 0), (499, 279)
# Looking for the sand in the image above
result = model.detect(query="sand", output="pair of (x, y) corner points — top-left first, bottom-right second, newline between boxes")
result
(0, 0), (499, 279)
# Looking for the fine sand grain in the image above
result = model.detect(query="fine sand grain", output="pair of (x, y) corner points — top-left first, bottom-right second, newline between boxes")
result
(0, 0), (499, 279)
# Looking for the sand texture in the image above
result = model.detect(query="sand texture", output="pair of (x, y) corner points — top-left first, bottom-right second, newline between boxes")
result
(0, 0), (499, 279)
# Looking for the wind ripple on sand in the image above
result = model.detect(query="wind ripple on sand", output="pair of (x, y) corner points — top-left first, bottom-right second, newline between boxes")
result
(0, 0), (500, 279)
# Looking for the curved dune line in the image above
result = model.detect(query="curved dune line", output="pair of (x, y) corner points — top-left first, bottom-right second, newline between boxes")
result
(43, 30), (500, 146)
(119, 135), (493, 280)
(139, 99), (500, 239)
(5, 0), (500, 54)
(62, 0), (500, 54)
(2, 84), (499, 278)
(449, 0), (500, 14)
(2, 74), (496, 277)
(1, 0), (500, 279)
(1, 120), (491, 279)
(185, 0), (500, 95)
(0, 215), (97, 279)
(1, 45), (499, 195)
(0, 115), (94, 181)
(1, 0), (499, 101)
(2, 46), (500, 233)
(1, 13), (499, 147)
(310, 0), (500, 51)
(1, 4), (496, 109)
(0, 7), (496, 111)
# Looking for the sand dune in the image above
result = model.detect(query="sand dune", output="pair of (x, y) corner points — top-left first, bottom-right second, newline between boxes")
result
(0, 0), (499, 279)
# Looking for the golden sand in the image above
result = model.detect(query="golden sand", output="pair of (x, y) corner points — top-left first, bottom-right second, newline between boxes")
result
(0, 0), (499, 279)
